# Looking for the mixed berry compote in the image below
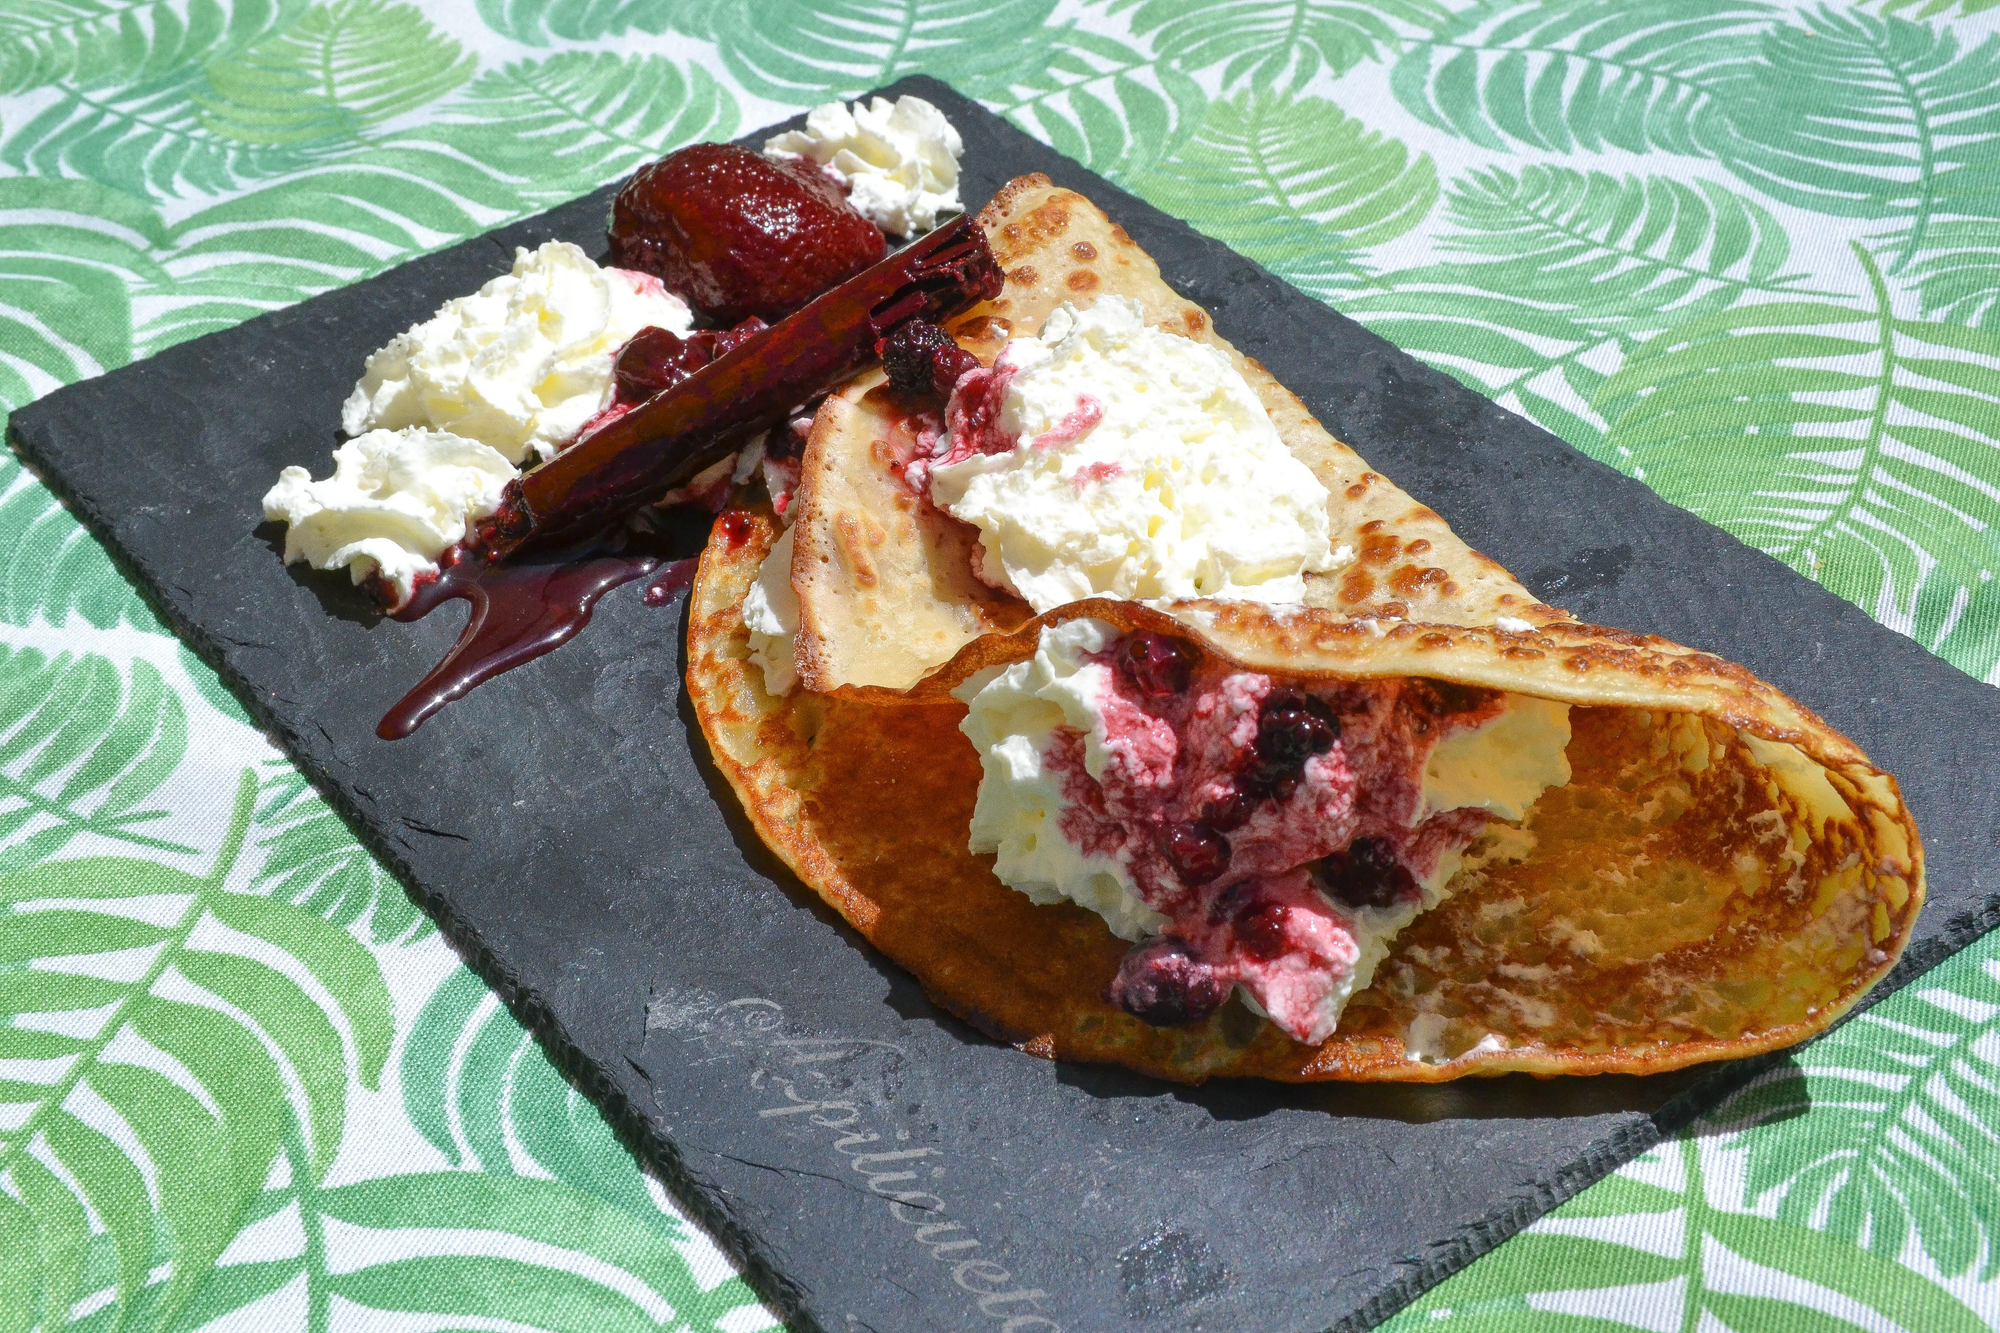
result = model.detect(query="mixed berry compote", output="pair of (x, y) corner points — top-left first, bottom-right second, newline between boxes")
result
(960, 622), (1559, 1044)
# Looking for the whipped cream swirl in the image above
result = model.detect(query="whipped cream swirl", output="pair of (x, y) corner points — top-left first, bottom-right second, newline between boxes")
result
(343, 240), (692, 466)
(927, 297), (1348, 613)
(765, 95), (964, 237)
(262, 428), (514, 606)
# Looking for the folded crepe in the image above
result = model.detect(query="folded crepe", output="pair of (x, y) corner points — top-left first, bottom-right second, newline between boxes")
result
(690, 513), (1920, 1082)
(685, 175), (1922, 1083)
(788, 175), (1568, 696)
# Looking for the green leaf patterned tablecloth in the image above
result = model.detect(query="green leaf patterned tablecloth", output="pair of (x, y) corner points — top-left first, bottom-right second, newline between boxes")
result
(2, 2), (1997, 1328)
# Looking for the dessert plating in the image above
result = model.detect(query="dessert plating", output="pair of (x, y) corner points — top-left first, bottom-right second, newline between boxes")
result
(684, 177), (1923, 1081)
(260, 103), (1922, 1081)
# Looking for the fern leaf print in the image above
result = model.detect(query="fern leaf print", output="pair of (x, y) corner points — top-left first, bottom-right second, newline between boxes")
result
(3, 1), (2000, 1329)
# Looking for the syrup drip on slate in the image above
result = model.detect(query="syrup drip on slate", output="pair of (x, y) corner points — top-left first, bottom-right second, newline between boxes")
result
(642, 558), (699, 606)
(377, 517), (704, 740)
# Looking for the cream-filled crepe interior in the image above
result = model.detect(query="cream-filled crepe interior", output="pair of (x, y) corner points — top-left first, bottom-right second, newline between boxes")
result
(688, 514), (1923, 1083)
(784, 176), (1567, 697)
(951, 614), (1576, 1045)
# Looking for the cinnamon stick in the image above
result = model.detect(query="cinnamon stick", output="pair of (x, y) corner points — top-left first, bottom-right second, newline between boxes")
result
(483, 214), (1002, 555)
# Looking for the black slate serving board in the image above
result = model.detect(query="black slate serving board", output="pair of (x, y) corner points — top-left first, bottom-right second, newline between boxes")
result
(11, 76), (2000, 1333)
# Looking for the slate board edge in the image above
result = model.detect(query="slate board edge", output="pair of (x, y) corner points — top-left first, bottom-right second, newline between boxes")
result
(5, 73), (1993, 1331)
(0, 427), (824, 1327)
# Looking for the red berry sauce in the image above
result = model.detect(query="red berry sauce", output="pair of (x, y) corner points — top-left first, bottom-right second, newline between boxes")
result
(613, 318), (770, 407)
(375, 507), (717, 739)
(377, 539), (667, 740)
(1030, 630), (1512, 1042)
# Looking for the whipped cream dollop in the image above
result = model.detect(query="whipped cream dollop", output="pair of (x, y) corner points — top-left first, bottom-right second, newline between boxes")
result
(928, 298), (1347, 613)
(342, 241), (692, 466)
(955, 618), (1571, 1042)
(765, 95), (964, 237)
(742, 523), (801, 696)
(262, 428), (514, 606)
(958, 620), (1173, 941)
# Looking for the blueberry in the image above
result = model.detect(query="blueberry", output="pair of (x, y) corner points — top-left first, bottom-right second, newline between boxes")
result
(1108, 938), (1230, 1027)
(1160, 821), (1231, 885)
(880, 319), (980, 400)
(1233, 901), (1291, 961)
(1316, 836), (1415, 910)
(1117, 631), (1197, 697)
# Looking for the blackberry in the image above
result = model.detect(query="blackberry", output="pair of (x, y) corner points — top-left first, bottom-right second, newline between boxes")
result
(1254, 690), (1341, 769)
(1316, 836), (1414, 910)
(1108, 938), (1230, 1027)
(880, 319), (979, 400)
(1241, 689), (1342, 801)
(1117, 631), (1198, 697)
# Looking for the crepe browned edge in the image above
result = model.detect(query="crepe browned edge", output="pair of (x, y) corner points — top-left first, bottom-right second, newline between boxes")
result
(788, 174), (1569, 696)
(691, 506), (1924, 1084)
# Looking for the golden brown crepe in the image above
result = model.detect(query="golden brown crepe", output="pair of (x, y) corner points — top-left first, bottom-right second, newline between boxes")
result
(689, 176), (1921, 1083)
(689, 506), (1922, 1083)
(789, 175), (1567, 696)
